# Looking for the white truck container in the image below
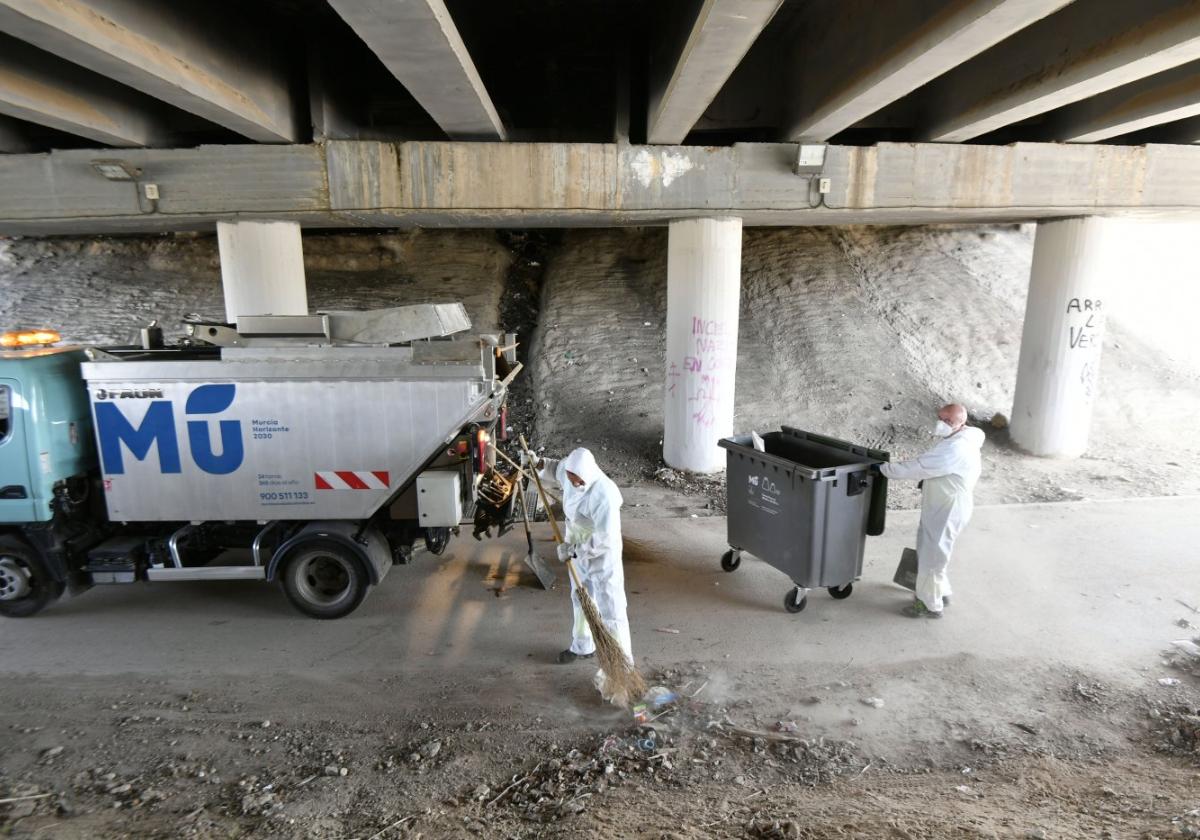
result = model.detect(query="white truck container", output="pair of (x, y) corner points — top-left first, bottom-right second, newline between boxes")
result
(0, 305), (523, 620)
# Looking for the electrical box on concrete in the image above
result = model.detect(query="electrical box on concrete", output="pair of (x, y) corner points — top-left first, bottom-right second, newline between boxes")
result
(818, 178), (832, 194)
(416, 470), (462, 527)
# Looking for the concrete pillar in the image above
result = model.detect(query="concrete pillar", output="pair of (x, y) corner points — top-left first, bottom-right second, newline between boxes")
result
(1011, 217), (1121, 457)
(216, 221), (308, 324)
(663, 217), (742, 473)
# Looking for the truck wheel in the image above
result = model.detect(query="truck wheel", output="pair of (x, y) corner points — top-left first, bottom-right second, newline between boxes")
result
(424, 528), (450, 556)
(0, 536), (64, 618)
(280, 539), (370, 620)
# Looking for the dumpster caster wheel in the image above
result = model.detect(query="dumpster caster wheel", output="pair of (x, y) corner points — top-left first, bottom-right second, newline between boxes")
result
(720, 550), (741, 572)
(828, 583), (854, 600)
(784, 587), (808, 614)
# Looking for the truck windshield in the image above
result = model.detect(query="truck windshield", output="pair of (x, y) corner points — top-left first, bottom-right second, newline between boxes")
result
(0, 385), (9, 442)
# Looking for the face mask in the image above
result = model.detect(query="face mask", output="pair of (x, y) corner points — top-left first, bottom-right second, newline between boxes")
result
(933, 420), (954, 437)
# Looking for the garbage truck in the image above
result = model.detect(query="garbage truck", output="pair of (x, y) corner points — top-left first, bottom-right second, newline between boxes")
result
(0, 304), (519, 619)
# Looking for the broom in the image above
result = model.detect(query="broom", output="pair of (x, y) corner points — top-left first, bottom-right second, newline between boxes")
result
(518, 435), (646, 707)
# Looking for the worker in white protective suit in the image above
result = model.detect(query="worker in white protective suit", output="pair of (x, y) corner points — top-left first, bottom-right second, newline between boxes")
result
(536, 448), (633, 679)
(879, 403), (984, 619)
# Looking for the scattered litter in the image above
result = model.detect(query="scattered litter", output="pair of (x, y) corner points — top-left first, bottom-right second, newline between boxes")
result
(860, 697), (885, 709)
(1158, 677), (1182, 687)
(955, 784), (972, 794)
(774, 721), (799, 733)
(644, 686), (678, 709)
(654, 627), (681, 634)
(1173, 639), (1200, 658)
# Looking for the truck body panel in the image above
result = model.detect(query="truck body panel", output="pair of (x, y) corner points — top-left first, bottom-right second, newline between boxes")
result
(82, 353), (496, 522)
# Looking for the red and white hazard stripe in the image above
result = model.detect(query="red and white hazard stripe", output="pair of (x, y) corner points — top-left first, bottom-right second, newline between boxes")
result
(314, 471), (390, 490)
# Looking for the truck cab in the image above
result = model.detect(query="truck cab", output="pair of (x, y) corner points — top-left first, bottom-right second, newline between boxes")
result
(0, 347), (93, 524)
(0, 345), (96, 616)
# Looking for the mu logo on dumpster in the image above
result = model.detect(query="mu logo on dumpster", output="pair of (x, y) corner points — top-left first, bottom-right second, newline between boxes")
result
(749, 474), (780, 494)
(95, 383), (245, 476)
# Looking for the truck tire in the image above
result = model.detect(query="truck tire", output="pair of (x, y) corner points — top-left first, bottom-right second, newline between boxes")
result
(424, 528), (450, 556)
(280, 538), (371, 620)
(0, 536), (64, 618)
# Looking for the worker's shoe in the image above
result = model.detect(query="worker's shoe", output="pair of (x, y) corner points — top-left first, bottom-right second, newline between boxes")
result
(901, 600), (943, 619)
(942, 596), (951, 609)
(557, 649), (596, 664)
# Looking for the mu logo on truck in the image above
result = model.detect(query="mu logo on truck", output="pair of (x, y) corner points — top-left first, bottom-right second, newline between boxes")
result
(95, 384), (244, 475)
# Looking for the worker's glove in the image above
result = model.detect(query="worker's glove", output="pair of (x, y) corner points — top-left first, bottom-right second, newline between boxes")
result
(868, 463), (883, 475)
(556, 542), (574, 562)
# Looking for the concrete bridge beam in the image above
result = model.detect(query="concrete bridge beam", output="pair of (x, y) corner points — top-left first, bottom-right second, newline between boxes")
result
(648, 0), (784, 145)
(785, 0), (1070, 143)
(326, 0), (505, 141)
(922, 0), (1200, 142)
(1048, 61), (1200, 142)
(0, 0), (301, 143)
(0, 33), (171, 147)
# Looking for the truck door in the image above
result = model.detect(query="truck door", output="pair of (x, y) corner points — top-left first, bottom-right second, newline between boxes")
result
(0, 379), (35, 522)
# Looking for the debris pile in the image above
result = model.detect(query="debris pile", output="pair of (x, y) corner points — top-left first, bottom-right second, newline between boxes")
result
(652, 467), (726, 512)
(1173, 808), (1200, 839)
(1148, 702), (1200, 763)
(483, 731), (677, 821)
(1165, 636), (1200, 680)
(1069, 680), (1109, 704)
(747, 815), (803, 839)
(483, 674), (864, 822)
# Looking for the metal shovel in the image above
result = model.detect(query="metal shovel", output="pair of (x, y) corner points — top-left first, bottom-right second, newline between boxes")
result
(516, 471), (556, 590)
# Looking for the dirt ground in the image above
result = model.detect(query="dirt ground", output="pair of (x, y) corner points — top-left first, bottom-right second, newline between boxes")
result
(2, 499), (1199, 839)
(3, 667), (1198, 839)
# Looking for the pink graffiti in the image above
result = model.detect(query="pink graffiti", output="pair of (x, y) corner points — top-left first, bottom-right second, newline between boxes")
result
(692, 317), (727, 336)
(680, 313), (734, 430)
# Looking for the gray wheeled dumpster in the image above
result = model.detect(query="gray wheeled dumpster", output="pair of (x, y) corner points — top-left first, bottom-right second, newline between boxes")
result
(718, 426), (890, 614)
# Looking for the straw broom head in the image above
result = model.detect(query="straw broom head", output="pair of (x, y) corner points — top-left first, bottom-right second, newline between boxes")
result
(574, 579), (646, 707)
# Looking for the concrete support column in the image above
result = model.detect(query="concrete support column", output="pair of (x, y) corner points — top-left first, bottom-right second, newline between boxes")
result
(663, 217), (742, 473)
(1011, 217), (1122, 457)
(216, 221), (308, 324)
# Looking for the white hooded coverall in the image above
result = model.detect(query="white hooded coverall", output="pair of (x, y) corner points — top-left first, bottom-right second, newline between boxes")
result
(880, 426), (985, 613)
(538, 448), (633, 669)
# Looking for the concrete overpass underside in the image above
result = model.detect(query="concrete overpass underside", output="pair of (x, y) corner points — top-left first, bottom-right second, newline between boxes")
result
(3, 0), (1200, 464)
(2, 139), (1200, 235)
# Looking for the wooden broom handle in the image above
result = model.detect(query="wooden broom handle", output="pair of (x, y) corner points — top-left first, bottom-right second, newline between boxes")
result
(516, 435), (587, 591)
(517, 434), (564, 545)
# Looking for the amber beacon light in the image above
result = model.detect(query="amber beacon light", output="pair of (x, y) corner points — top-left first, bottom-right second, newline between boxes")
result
(1, 329), (62, 348)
